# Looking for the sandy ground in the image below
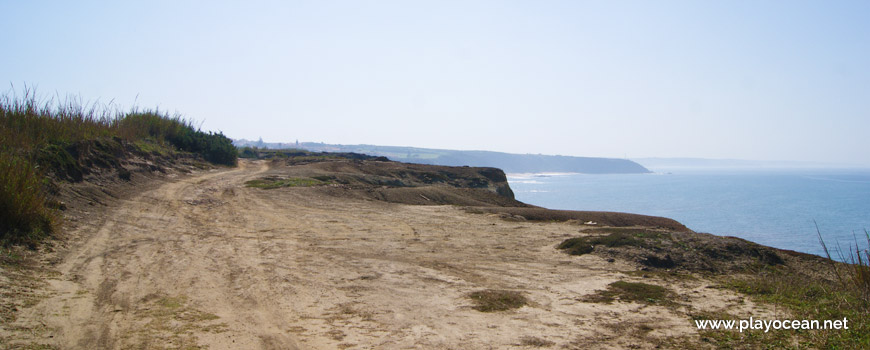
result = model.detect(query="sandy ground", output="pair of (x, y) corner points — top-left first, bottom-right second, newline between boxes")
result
(4, 160), (782, 349)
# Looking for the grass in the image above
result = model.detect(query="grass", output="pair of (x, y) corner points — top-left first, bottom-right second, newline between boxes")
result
(557, 231), (655, 256)
(519, 336), (555, 347)
(244, 176), (327, 189)
(818, 225), (870, 302)
(584, 281), (672, 305)
(238, 147), (308, 159)
(703, 228), (870, 349)
(238, 147), (386, 164)
(0, 153), (55, 246)
(468, 289), (528, 312)
(688, 310), (797, 349)
(718, 269), (869, 349)
(1, 87), (237, 247)
(122, 294), (226, 349)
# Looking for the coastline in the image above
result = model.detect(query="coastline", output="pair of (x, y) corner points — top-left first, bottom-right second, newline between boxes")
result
(508, 169), (870, 260)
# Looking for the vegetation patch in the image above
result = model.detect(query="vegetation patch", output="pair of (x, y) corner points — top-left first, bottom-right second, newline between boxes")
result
(466, 207), (690, 231)
(584, 281), (672, 305)
(0, 153), (56, 247)
(688, 310), (800, 349)
(468, 289), (528, 312)
(590, 227), (672, 241)
(124, 294), (227, 349)
(557, 227), (789, 273)
(1, 88), (237, 247)
(685, 230), (870, 348)
(237, 146), (386, 163)
(519, 336), (555, 347)
(557, 231), (652, 256)
(624, 269), (697, 282)
(245, 176), (327, 189)
(721, 267), (870, 348)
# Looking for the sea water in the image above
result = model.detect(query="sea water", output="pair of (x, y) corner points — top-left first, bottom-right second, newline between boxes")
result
(507, 169), (870, 259)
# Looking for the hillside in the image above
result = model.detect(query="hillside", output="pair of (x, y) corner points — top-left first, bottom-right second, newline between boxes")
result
(233, 140), (651, 174)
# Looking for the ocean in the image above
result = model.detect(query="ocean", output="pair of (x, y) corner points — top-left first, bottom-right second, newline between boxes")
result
(507, 168), (870, 259)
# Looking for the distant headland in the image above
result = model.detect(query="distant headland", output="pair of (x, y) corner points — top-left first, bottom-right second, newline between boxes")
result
(232, 139), (651, 174)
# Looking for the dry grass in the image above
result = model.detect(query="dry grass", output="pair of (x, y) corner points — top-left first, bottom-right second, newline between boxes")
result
(468, 289), (528, 312)
(519, 336), (555, 347)
(0, 153), (55, 246)
(818, 225), (870, 301)
(244, 176), (326, 189)
(584, 281), (672, 305)
(1, 86), (236, 246)
(557, 232), (645, 256)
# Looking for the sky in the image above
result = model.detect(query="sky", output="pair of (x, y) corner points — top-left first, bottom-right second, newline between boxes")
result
(2, 1), (869, 166)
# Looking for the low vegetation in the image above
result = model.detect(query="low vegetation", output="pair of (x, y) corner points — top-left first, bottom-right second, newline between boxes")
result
(0, 153), (55, 246)
(557, 226), (789, 272)
(558, 231), (645, 256)
(1, 88), (237, 247)
(472, 207), (689, 230)
(245, 176), (328, 189)
(711, 230), (870, 348)
(468, 289), (528, 312)
(584, 281), (672, 305)
(238, 146), (386, 163)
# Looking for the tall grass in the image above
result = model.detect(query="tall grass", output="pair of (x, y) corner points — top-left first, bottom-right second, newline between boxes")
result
(817, 223), (870, 302)
(1, 86), (237, 246)
(1, 88), (116, 154)
(0, 152), (54, 246)
(715, 228), (870, 348)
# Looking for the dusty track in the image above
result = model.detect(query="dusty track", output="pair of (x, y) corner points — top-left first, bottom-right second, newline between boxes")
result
(8, 160), (777, 349)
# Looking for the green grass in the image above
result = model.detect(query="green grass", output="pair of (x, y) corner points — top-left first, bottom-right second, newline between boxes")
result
(719, 267), (869, 349)
(702, 227), (870, 348)
(1, 87), (237, 247)
(244, 177), (326, 189)
(557, 231), (648, 256)
(689, 310), (798, 349)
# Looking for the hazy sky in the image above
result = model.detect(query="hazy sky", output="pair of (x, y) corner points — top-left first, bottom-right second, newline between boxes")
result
(3, 1), (869, 165)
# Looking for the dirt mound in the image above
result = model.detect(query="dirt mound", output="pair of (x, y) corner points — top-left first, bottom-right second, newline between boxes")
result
(44, 138), (216, 236)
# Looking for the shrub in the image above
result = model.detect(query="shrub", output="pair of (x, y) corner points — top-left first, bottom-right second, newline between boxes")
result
(117, 112), (237, 166)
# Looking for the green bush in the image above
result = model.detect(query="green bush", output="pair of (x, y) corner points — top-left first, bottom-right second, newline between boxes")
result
(117, 112), (237, 166)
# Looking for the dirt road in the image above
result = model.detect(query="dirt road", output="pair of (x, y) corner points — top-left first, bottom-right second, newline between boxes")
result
(8, 160), (776, 349)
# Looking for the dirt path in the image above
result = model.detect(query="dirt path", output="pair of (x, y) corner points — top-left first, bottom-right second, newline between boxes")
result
(7, 160), (779, 349)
